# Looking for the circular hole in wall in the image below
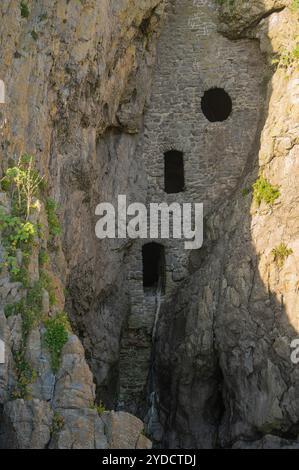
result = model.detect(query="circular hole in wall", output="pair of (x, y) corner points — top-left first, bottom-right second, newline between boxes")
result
(201, 88), (232, 122)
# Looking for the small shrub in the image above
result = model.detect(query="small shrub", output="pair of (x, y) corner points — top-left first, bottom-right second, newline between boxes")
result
(216, 0), (235, 6)
(1, 154), (44, 219)
(290, 0), (299, 12)
(12, 350), (37, 399)
(96, 401), (107, 415)
(4, 301), (23, 318)
(44, 313), (70, 373)
(272, 43), (299, 70)
(91, 401), (107, 415)
(51, 413), (65, 434)
(12, 266), (30, 286)
(31, 30), (38, 41)
(253, 176), (280, 206)
(272, 243), (293, 268)
(0, 210), (36, 248)
(0, 208), (36, 282)
(38, 249), (49, 267)
(242, 187), (251, 197)
(22, 284), (44, 336)
(20, 1), (29, 18)
(46, 198), (61, 242)
(40, 271), (56, 305)
(39, 13), (48, 22)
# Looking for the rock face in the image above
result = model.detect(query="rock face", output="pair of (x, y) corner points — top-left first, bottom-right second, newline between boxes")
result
(102, 411), (152, 449)
(153, 1), (299, 448)
(0, 0), (299, 450)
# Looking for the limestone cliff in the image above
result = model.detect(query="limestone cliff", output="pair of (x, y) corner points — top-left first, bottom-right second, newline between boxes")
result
(0, 0), (299, 449)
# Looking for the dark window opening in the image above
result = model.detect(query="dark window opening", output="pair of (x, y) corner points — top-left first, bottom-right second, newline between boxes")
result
(201, 88), (232, 122)
(142, 243), (165, 293)
(164, 150), (185, 194)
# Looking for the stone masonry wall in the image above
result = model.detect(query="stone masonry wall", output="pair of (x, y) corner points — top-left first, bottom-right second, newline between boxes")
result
(118, 0), (268, 417)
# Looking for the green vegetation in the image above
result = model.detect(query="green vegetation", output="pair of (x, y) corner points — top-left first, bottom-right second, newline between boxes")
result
(20, 1), (29, 18)
(4, 301), (23, 318)
(44, 313), (70, 373)
(272, 43), (299, 70)
(40, 271), (57, 306)
(242, 187), (251, 198)
(46, 198), (61, 245)
(290, 0), (299, 12)
(90, 401), (107, 415)
(38, 248), (49, 267)
(39, 13), (48, 22)
(31, 30), (38, 41)
(0, 155), (67, 395)
(272, 243), (293, 268)
(51, 412), (65, 435)
(12, 349), (37, 400)
(252, 176), (280, 206)
(0, 209), (36, 281)
(0, 155), (59, 283)
(1, 154), (44, 219)
(23, 279), (46, 336)
(216, 0), (235, 6)
(0, 211), (36, 246)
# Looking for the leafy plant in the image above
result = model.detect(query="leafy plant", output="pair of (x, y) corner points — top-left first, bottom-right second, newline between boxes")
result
(38, 248), (49, 267)
(1, 154), (44, 219)
(4, 301), (23, 318)
(39, 13), (48, 22)
(96, 401), (106, 415)
(31, 30), (38, 41)
(242, 187), (251, 197)
(40, 271), (56, 306)
(46, 198), (61, 242)
(0, 209), (36, 281)
(90, 401), (107, 415)
(290, 0), (299, 12)
(0, 210), (36, 247)
(22, 286), (44, 337)
(253, 176), (280, 206)
(12, 349), (37, 399)
(51, 413), (65, 434)
(216, 0), (235, 6)
(44, 313), (70, 373)
(20, 1), (29, 18)
(272, 43), (299, 70)
(272, 243), (293, 268)
(0, 153), (66, 399)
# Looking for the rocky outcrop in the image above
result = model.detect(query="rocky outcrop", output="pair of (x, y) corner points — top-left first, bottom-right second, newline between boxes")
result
(153, 0), (299, 448)
(0, 190), (151, 449)
(0, 314), (150, 449)
(102, 411), (152, 449)
(232, 435), (299, 449)
(0, 0), (162, 449)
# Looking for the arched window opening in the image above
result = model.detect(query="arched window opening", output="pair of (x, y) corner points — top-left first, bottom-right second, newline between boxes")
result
(164, 150), (185, 194)
(142, 243), (165, 293)
(201, 88), (232, 122)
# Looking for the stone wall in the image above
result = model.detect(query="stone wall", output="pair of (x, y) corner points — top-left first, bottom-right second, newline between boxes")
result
(117, 0), (268, 416)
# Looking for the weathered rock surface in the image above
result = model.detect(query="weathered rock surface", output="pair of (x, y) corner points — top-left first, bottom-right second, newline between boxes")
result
(102, 411), (152, 449)
(0, 0), (161, 450)
(233, 435), (299, 449)
(1, 399), (53, 449)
